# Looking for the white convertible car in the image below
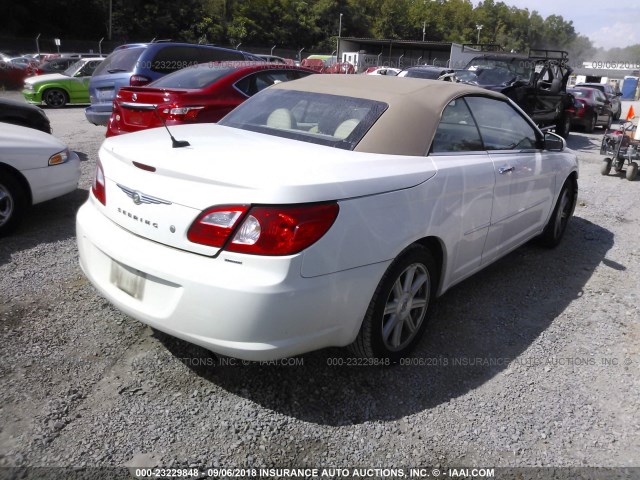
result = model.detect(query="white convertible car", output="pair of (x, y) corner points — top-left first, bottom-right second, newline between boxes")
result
(76, 76), (578, 361)
(1, 123), (80, 235)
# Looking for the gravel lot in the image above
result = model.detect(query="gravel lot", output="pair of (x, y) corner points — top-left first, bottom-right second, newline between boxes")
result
(1, 90), (639, 479)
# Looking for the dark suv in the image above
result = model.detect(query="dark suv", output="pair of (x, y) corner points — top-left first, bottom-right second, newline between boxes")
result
(85, 42), (261, 125)
(457, 48), (574, 138)
(576, 82), (622, 120)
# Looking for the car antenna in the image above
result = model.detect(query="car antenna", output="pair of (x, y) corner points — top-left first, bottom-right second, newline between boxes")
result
(153, 106), (191, 148)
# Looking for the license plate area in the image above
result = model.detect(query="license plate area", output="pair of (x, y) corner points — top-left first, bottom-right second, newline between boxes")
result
(127, 112), (143, 125)
(97, 88), (114, 101)
(110, 260), (146, 299)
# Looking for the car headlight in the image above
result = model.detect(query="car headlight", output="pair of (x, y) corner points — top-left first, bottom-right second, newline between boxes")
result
(24, 83), (34, 91)
(48, 149), (70, 166)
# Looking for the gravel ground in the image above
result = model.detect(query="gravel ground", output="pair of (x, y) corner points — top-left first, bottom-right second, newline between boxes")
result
(1, 91), (639, 479)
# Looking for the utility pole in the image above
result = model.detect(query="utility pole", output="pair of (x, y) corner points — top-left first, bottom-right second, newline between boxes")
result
(336, 13), (343, 63)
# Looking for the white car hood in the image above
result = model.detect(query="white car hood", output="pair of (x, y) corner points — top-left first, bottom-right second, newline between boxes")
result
(0, 123), (66, 170)
(102, 123), (437, 206)
(98, 123), (437, 256)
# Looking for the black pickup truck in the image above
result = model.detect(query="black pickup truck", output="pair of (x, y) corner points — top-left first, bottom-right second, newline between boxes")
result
(457, 46), (574, 138)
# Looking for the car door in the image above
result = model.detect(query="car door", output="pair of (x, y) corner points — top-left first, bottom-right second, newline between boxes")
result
(533, 62), (563, 124)
(427, 97), (495, 282)
(465, 96), (556, 264)
(593, 90), (610, 122)
(70, 61), (100, 100)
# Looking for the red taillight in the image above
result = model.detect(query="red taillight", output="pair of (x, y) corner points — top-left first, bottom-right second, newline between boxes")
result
(158, 105), (205, 122)
(187, 205), (250, 248)
(130, 75), (151, 86)
(106, 102), (122, 137)
(187, 203), (340, 255)
(92, 160), (106, 205)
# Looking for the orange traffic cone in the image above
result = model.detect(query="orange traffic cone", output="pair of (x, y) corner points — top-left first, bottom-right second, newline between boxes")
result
(626, 105), (635, 120)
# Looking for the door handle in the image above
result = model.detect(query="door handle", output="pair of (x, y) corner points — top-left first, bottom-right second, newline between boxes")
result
(498, 166), (514, 174)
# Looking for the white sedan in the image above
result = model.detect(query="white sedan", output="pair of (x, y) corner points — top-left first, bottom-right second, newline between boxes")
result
(1, 123), (81, 235)
(365, 67), (401, 76)
(76, 76), (578, 361)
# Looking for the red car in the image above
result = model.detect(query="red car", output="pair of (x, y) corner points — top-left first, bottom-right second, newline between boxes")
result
(0, 60), (29, 89)
(106, 62), (316, 137)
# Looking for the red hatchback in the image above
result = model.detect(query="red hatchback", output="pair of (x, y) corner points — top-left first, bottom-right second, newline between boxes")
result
(106, 62), (316, 136)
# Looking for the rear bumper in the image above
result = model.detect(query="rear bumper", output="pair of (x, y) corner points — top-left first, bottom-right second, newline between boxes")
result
(85, 105), (111, 126)
(76, 199), (386, 360)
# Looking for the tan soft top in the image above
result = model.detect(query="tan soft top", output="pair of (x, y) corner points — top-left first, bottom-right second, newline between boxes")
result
(271, 75), (508, 156)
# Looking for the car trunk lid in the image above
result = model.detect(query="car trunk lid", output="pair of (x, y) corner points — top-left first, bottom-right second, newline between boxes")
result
(98, 123), (437, 256)
(116, 87), (188, 129)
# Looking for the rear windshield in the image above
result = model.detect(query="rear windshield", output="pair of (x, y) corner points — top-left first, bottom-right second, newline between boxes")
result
(149, 64), (236, 89)
(93, 47), (144, 76)
(569, 88), (594, 99)
(219, 89), (387, 150)
(579, 84), (605, 92)
(402, 69), (442, 79)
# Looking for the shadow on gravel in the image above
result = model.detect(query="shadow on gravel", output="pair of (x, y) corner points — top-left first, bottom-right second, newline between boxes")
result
(156, 216), (614, 426)
(566, 132), (600, 151)
(0, 188), (88, 266)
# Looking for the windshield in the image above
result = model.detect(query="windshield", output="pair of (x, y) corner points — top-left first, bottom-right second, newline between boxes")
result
(219, 89), (388, 150)
(462, 58), (533, 86)
(150, 64), (235, 89)
(63, 60), (84, 76)
(401, 69), (442, 79)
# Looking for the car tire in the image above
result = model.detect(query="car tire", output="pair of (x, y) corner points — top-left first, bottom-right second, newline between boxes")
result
(614, 108), (621, 120)
(556, 113), (571, 139)
(538, 178), (576, 248)
(0, 170), (28, 236)
(585, 113), (596, 133)
(601, 158), (612, 176)
(349, 245), (437, 360)
(627, 161), (638, 181)
(43, 88), (68, 108)
(604, 114), (612, 130)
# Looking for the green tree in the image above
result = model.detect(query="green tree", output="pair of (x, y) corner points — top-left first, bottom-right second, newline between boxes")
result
(111, 0), (207, 42)
(541, 14), (576, 50)
(371, 0), (412, 40)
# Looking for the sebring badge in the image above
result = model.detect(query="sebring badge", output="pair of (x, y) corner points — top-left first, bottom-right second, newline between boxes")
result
(132, 93), (137, 101)
(116, 184), (171, 205)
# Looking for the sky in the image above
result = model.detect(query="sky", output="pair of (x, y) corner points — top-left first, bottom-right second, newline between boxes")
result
(475, 0), (640, 50)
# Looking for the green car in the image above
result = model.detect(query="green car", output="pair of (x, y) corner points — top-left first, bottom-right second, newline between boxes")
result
(23, 57), (104, 108)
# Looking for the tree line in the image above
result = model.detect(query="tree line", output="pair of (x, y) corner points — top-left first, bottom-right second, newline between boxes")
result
(4, 0), (633, 62)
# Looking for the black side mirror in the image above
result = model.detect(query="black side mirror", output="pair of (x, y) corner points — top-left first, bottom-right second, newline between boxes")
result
(544, 132), (565, 151)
